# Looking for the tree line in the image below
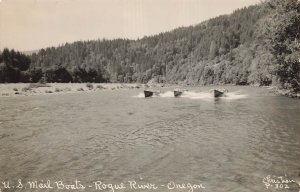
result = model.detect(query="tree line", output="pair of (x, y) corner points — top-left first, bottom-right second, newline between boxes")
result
(0, 0), (299, 93)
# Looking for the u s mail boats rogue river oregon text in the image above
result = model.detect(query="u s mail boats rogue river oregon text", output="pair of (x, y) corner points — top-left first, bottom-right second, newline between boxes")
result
(0, 179), (206, 192)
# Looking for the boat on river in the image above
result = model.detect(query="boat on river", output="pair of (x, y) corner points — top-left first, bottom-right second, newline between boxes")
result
(213, 89), (228, 97)
(144, 90), (160, 98)
(144, 90), (153, 98)
(174, 89), (187, 97)
(174, 90), (182, 97)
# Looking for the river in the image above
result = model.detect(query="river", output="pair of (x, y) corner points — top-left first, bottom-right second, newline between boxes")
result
(0, 86), (299, 192)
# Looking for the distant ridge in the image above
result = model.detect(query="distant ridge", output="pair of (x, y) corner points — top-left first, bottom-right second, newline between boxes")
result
(30, 3), (271, 85)
(1, 0), (299, 95)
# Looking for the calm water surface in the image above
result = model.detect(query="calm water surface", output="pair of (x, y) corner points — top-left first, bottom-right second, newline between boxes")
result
(0, 86), (300, 192)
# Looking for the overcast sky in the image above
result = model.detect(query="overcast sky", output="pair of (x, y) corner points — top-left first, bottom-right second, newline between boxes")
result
(0, 0), (261, 51)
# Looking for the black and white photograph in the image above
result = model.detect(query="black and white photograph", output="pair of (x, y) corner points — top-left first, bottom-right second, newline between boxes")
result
(0, 0), (300, 191)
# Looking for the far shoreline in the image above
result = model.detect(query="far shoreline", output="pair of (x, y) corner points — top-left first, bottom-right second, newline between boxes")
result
(0, 83), (144, 97)
(0, 83), (299, 99)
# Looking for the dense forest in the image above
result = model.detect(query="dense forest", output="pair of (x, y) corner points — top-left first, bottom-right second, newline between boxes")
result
(0, 0), (299, 93)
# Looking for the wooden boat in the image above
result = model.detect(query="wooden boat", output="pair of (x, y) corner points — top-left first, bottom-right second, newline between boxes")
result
(174, 89), (188, 97)
(144, 90), (161, 98)
(174, 90), (183, 97)
(213, 89), (224, 97)
(144, 90), (154, 98)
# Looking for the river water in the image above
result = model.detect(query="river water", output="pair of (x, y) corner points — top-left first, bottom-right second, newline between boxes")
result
(0, 86), (300, 192)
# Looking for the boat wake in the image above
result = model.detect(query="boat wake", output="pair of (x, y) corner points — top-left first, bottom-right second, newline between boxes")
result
(159, 91), (175, 98)
(133, 92), (146, 98)
(181, 91), (212, 100)
(222, 91), (248, 100)
(133, 90), (247, 100)
(183, 90), (248, 100)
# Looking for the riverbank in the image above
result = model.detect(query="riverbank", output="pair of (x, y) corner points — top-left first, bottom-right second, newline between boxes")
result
(266, 86), (300, 99)
(276, 89), (300, 99)
(1, 83), (298, 98)
(0, 83), (162, 97)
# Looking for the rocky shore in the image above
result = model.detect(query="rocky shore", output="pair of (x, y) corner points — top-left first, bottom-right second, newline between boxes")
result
(267, 86), (300, 99)
(0, 83), (150, 97)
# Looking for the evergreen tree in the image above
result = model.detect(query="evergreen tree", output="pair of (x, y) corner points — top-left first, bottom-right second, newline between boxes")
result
(267, 0), (300, 92)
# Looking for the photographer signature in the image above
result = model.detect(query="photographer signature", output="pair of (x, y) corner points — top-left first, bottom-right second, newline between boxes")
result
(262, 175), (300, 191)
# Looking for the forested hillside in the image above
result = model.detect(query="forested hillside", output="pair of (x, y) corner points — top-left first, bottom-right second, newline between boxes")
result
(1, 0), (299, 93)
(28, 3), (270, 85)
